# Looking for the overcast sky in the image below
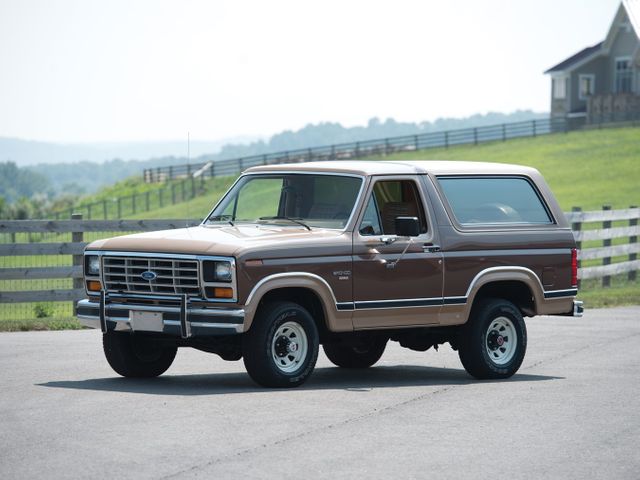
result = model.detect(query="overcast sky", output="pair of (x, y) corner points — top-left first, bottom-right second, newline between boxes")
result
(0, 0), (621, 143)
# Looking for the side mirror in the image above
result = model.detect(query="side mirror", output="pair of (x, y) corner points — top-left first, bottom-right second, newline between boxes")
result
(395, 216), (420, 237)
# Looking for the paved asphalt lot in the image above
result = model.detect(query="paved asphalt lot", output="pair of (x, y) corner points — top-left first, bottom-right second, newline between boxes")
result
(1, 306), (639, 479)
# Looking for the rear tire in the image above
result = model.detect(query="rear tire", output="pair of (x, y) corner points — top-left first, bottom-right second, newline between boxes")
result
(242, 301), (319, 388)
(323, 337), (387, 368)
(458, 298), (527, 379)
(103, 332), (177, 378)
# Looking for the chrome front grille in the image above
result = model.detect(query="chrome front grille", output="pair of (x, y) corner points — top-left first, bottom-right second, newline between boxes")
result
(103, 256), (200, 296)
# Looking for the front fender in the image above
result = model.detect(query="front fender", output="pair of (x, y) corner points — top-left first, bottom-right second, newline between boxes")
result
(242, 272), (352, 333)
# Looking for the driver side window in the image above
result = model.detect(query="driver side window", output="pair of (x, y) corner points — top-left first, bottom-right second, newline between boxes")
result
(359, 179), (428, 236)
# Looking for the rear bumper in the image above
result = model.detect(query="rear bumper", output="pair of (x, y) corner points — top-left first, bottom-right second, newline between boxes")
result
(572, 300), (584, 317)
(77, 296), (244, 337)
(557, 300), (583, 317)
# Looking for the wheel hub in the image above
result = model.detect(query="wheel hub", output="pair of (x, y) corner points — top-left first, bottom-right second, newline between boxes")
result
(484, 316), (518, 366)
(274, 336), (291, 357)
(487, 330), (505, 350)
(270, 321), (310, 374)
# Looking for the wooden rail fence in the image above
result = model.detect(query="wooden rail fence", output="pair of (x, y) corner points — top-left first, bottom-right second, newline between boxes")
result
(565, 206), (639, 285)
(0, 207), (638, 311)
(0, 216), (199, 306)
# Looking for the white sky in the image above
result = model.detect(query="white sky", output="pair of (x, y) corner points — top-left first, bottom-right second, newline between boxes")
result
(0, 0), (621, 143)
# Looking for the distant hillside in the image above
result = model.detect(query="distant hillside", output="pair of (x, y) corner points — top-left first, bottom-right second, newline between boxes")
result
(0, 136), (259, 166)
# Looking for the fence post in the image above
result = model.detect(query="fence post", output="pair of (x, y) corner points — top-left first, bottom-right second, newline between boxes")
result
(132, 194), (137, 215)
(159, 189), (164, 208)
(571, 207), (582, 288)
(145, 191), (151, 211)
(181, 180), (186, 201)
(502, 124), (506, 141)
(413, 135), (419, 150)
(444, 131), (449, 149)
(71, 213), (83, 315)
(630, 205), (638, 282)
(169, 166), (173, 180)
(210, 163), (215, 177)
(116, 198), (122, 218)
(602, 205), (612, 287)
(263, 154), (268, 165)
(191, 176), (196, 198)
(385, 138), (390, 155)
(238, 158), (244, 171)
(102, 200), (108, 219)
(355, 142), (360, 158)
(171, 183), (177, 204)
(532, 120), (537, 137)
(330, 145), (336, 160)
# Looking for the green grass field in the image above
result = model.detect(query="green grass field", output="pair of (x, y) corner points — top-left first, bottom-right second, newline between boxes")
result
(2, 126), (638, 330)
(380, 126), (640, 211)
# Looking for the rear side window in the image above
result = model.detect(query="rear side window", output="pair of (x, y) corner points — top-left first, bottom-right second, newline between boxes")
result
(437, 176), (552, 225)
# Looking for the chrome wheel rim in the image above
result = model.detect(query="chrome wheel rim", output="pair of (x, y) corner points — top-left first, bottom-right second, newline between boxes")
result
(485, 316), (517, 365)
(271, 321), (308, 373)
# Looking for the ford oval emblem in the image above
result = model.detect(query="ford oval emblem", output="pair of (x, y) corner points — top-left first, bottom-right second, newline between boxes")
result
(141, 270), (157, 281)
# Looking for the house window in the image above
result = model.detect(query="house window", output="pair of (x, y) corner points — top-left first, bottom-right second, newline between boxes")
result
(579, 74), (595, 100)
(615, 57), (633, 93)
(552, 77), (566, 99)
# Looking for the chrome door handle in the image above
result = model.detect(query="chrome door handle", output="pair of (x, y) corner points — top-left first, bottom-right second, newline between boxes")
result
(380, 236), (397, 245)
(423, 244), (441, 253)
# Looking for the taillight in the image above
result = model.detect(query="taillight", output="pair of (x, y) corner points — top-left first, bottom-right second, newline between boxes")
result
(571, 248), (578, 288)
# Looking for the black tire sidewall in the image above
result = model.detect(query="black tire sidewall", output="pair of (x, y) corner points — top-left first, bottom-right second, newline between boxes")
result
(243, 302), (319, 387)
(323, 337), (387, 368)
(103, 332), (177, 378)
(479, 301), (527, 376)
(460, 299), (527, 379)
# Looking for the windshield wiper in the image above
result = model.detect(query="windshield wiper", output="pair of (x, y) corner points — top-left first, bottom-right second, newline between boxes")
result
(207, 215), (234, 226)
(259, 216), (311, 231)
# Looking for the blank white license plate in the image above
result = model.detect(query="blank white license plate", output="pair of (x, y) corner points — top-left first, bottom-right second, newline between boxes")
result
(130, 311), (164, 332)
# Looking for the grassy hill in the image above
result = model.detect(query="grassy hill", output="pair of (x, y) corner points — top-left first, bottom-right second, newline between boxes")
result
(117, 126), (639, 220)
(381, 126), (639, 211)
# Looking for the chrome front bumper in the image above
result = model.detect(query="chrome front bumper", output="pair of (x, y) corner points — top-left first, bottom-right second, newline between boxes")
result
(77, 294), (244, 337)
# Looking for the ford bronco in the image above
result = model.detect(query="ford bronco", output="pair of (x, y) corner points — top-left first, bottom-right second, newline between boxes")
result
(78, 160), (582, 387)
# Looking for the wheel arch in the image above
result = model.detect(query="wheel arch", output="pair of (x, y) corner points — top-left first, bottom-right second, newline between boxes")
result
(464, 267), (544, 319)
(242, 272), (348, 334)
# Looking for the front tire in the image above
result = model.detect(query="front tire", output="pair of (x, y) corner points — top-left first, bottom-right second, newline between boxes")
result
(458, 298), (527, 379)
(103, 332), (177, 378)
(323, 337), (387, 368)
(242, 301), (319, 388)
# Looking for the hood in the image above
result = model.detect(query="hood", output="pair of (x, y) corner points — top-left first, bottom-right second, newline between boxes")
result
(86, 224), (346, 257)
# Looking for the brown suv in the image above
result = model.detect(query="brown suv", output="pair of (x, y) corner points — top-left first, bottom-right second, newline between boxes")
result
(78, 161), (582, 387)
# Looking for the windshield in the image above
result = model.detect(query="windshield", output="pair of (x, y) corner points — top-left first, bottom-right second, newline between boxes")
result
(206, 174), (363, 229)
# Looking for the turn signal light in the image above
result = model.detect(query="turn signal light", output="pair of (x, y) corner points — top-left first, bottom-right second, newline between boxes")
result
(206, 287), (234, 299)
(87, 280), (102, 292)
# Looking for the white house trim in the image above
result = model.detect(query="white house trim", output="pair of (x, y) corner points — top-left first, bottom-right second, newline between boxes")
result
(578, 74), (596, 100)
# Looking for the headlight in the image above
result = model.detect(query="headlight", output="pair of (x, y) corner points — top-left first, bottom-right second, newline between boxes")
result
(215, 261), (232, 282)
(203, 260), (233, 282)
(85, 255), (100, 276)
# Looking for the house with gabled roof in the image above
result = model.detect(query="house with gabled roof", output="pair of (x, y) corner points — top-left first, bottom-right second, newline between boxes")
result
(545, 0), (640, 121)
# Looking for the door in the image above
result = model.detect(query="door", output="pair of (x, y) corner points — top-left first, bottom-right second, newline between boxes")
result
(351, 176), (443, 329)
